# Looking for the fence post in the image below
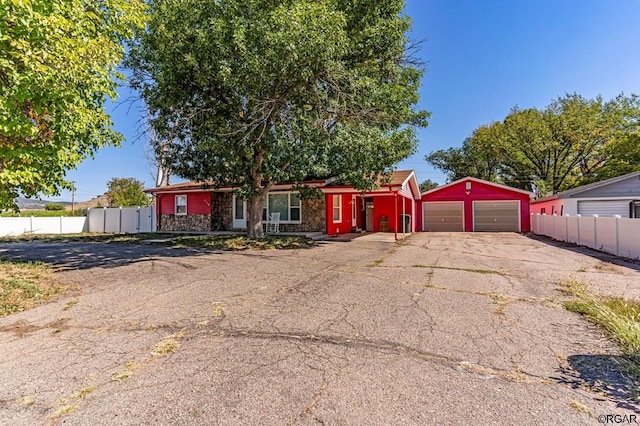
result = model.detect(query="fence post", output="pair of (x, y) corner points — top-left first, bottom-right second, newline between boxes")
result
(564, 214), (569, 243)
(30, 215), (34, 233)
(103, 207), (107, 233)
(614, 215), (621, 256)
(576, 214), (581, 246)
(60, 216), (63, 234)
(593, 214), (599, 250)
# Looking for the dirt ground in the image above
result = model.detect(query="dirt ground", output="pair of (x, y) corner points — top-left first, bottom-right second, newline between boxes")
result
(0, 232), (638, 425)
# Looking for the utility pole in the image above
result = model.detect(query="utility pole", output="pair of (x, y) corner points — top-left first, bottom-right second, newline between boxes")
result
(71, 181), (76, 213)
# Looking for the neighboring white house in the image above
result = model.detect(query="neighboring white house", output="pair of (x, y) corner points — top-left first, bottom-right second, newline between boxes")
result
(531, 171), (640, 218)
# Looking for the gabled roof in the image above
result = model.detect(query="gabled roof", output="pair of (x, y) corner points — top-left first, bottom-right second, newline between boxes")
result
(533, 171), (640, 202)
(145, 178), (330, 194)
(145, 170), (422, 198)
(421, 176), (534, 197)
(322, 170), (421, 199)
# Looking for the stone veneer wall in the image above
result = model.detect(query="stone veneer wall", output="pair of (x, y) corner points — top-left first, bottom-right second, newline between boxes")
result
(159, 214), (211, 232)
(212, 192), (233, 230)
(278, 196), (326, 233)
(159, 192), (325, 233)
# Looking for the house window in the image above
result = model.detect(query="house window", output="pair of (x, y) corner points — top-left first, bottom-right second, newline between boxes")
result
(262, 192), (302, 223)
(175, 195), (187, 215)
(332, 195), (341, 222)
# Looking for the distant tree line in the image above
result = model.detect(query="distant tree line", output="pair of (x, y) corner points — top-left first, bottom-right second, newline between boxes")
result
(426, 93), (640, 197)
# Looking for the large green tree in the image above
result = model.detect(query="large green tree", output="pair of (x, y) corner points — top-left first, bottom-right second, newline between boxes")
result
(0, 0), (146, 210)
(106, 177), (151, 207)
(128, 0), (428, 238)
(426, 93), (640, 196)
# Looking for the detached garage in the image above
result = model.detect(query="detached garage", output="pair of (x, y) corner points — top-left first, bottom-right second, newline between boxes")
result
(419, 177), (533, 232)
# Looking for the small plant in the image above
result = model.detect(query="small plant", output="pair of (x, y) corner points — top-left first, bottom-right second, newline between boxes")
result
(74, 386), (96, 399)
(52, 404), (76, 418)
(568, 400), (592, 416)
(45, 203), (65, 211)
(152, 338), (180, 356)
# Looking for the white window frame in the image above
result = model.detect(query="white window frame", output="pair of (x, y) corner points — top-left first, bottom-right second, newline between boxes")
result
(263, 192), (302, 224)
(175, 195), (187, 216)
(332, 194), (342, 223)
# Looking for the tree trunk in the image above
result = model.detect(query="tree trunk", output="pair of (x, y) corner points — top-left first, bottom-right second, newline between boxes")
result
(246, 193), (266, 239)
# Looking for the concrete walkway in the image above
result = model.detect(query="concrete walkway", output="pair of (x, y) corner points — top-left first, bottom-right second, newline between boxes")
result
(0, 233), (638, 424)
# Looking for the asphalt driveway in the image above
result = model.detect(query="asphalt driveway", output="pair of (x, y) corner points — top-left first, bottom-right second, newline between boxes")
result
(0, 233), (639, 425)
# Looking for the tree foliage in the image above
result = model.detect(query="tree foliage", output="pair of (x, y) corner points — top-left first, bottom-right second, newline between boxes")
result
(0, 0), (146, 210)
(426, 93), (640, 196)
(418, 179), (439, 193)
(106, 177), (151, 207)
(128, 0), (428, 237)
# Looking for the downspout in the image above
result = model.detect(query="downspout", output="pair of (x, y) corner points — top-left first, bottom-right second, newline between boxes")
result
(394, 191), (398, 241)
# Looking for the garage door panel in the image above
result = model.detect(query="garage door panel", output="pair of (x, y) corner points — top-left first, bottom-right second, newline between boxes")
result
(423, 202), (463, 232)
(474, 201), (520, 232)
(578, 200), (630, 218)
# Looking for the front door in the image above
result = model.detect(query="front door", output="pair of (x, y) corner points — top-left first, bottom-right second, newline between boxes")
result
(365, 202), (374, 231)
(232, 195), (247, 229)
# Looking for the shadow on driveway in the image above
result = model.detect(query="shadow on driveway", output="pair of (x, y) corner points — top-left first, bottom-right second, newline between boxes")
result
(556, 354), (640, 412)
(526, 234), (640, 273)
(0, 241), (214, 271)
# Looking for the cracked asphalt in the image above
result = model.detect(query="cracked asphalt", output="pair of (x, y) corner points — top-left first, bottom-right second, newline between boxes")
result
(1, 232), (639, 425)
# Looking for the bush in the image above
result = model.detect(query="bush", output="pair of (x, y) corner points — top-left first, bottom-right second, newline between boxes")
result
(45, 203), (65, 211)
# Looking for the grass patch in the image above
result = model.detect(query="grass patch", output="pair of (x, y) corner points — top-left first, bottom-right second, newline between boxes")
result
(568, 400), (592, 416)
(0, 233), (316, 251)
(490, 293), (509, 315)
(564, 296), (640, 355)
(52, 404), (76, 418)
(0, 232), (164, 244)
(17, 396), (35, 406)
(152, 329), (185, 357)
(111, 361), (138, 382)
(0, 258), (64, 316)
(73, 386), (96, 399)
(152, 338), (180, 356)
(168, 235), (315, 250)
(559, 278), (640, 385)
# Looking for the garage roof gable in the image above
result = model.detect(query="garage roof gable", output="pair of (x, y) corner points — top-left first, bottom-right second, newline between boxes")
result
(421, 177), (533, 199)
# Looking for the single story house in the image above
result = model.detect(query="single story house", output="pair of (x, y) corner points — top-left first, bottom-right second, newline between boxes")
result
(531, 171), (640, 218)
(145, 170), (421, 237)
(418, 177), (533, 232)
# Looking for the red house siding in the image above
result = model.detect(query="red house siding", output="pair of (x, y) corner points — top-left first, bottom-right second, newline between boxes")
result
(325, 192), (416, 235)
(420, 180), (531, 232)
(157, 192), (211, 215)
(326, 193), (356, 235)
(530, 198), (564, 216)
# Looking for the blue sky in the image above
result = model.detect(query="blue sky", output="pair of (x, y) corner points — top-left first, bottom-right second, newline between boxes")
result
(51, 0), (640, 202)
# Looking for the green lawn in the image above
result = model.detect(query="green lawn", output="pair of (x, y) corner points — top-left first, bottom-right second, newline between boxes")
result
(0, 233), (316, 250)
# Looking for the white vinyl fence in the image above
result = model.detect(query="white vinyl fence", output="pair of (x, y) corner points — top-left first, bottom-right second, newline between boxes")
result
(86, 206), (156, 233)
(0, 216), (87, 236)
(0, 206), (156, 237)
(531, 213), (640, 260)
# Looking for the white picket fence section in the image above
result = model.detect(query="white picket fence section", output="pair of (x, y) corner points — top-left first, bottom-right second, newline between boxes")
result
(0, 206), (156, 236)
(86, 206), (156, 233)
(531, 213), (640, 260)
